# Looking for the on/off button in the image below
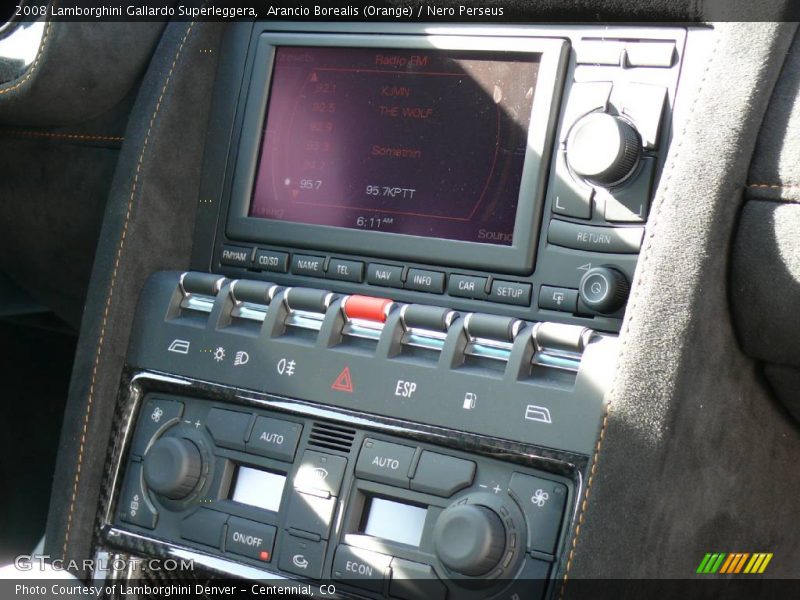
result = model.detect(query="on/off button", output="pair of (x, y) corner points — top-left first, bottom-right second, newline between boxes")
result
(225, 516), (276, 562)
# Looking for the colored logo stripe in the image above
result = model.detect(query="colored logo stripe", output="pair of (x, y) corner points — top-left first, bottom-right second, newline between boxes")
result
(697, 553), (773, 574)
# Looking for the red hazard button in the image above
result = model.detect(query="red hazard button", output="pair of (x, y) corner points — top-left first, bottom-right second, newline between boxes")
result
(331, 366), (354, 393)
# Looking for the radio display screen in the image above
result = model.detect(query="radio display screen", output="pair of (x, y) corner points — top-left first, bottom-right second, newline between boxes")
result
(248, 46), (541, 246)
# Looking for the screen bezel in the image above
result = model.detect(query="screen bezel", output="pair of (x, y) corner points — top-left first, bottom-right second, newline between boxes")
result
(226, 33), (567, 275)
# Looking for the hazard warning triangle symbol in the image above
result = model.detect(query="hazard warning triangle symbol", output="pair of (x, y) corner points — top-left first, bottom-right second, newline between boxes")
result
(331, 366), (354, 393)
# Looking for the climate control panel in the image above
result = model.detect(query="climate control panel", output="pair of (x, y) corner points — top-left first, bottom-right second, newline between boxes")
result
(115, 394), (571, 599)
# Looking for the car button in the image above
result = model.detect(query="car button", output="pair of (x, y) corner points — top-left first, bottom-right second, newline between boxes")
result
(356, 438), (415, 488)
(333, 545), (391, 592)
(448, 274), (488, 299)
(131, 397), (183, 457)
(488, 280), (532, 306)
(411, 451), (475, 497)
(118, 462), (157, 529)
(225, 517), (276, 562)
(179, 508), (227, 549)
(390, 557), (447, 600)
(508, 473), (567, 554)
(206, 408), (252, 451)
(404, 269), (445, 294)
(294, 450), (348, 497)
(245, 416), (302, 462)
(278, 533), (327, 579)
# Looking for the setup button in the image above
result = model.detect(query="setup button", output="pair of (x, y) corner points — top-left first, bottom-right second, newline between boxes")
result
(489, 280), (532, 306)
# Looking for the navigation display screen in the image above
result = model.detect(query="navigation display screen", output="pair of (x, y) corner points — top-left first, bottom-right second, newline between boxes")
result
(248, 46), (541, 246)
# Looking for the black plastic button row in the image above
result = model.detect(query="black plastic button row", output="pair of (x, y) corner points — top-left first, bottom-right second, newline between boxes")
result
(205, 408), (302, 462)
(355, 438), (475, 497)
(179, 509), (277, 563)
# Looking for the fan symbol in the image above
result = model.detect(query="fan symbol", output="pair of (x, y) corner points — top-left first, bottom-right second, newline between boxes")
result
(213, 346), (226, 362)
(531, 489), (549, 507)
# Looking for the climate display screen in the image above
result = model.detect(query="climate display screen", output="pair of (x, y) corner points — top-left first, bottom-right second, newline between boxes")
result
(248, 46), (541, 246)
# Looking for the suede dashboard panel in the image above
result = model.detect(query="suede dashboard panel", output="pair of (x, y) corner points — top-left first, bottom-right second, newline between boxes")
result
(561, 22), (800, 589)
(44, 20), (224, 569)
(0, 21), (165, 128)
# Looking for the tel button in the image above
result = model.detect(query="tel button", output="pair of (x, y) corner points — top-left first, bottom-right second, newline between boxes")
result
(225, 517), (276, 562)
(332, 544), (391, 592)
(355, 438), (415, 488)
(327, 258), (364, 282)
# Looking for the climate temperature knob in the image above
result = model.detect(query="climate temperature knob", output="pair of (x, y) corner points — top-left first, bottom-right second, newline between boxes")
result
(579, 266), (630, 314)
(566, 113), (642, 186)
(433, 504), (506, 577)
(143, 437), (203, 500)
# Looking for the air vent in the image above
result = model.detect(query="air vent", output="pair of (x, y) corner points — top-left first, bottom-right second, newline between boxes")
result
(308, 421), (356, 453)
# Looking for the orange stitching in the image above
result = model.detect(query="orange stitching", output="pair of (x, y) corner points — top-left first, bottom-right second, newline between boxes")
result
(0, 130), (123, 142)
(61, 20), (200, 560)
(559, 26), (722, 599)
(0, 7), (54, 97)
(747, 183), (800, 189)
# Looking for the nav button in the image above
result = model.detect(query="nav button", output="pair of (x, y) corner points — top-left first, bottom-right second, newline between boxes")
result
(367, 263), (404, 288)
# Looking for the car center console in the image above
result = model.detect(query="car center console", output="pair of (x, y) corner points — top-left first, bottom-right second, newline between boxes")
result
(99, 22), (687, 600)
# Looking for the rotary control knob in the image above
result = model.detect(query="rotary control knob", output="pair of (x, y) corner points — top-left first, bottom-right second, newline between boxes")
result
(143, 437), (203, 500)
(566, 113), (642, 186)
(579, 266), (630, 314)
(433, 504), (506, 577)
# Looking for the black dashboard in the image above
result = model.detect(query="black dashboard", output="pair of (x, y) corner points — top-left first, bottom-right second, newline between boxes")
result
(2, 10), (796, 600)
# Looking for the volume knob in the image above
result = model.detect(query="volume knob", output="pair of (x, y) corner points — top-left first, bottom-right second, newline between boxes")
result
(143, 437), (203, 500)
(579, 266), (630, 314)
(566, 113), (642, 186)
